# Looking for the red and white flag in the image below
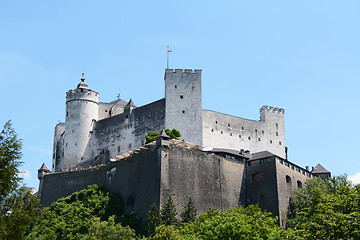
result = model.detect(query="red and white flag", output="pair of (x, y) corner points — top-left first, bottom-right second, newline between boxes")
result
(167, 47), (172, 52)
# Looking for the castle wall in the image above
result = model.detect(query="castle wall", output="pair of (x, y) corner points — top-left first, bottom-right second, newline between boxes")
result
(64, 89), (99, 168)
(160, 145), (245, 217)
(202, 109), (286, 159)
(52, 123), (65, 171)
(275, 158), (312, 227)
(86, 99), (166, 160)
(165, 69), (203, 145)
(39, 147), (162, 221)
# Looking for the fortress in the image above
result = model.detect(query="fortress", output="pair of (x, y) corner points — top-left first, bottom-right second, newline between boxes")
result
(38, 69), (330, 226)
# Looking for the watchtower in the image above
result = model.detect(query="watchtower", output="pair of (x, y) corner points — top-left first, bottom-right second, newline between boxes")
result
(63, 74), (99, 168)
(164, 69), (203, 145)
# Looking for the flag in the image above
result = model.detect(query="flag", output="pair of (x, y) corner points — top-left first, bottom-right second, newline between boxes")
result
(167, 47), (172, 52)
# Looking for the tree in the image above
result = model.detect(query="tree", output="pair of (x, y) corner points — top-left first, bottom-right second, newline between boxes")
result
(0, 121), (39, 240)
(160, 195), (178, 227)
(180, 198), (197, 224)
(29, 185), (141, 240)
(145, 203), (161, 236)
(286, 176), (360, 240)
(82, 216), (137, 240)
(145, 129), (181, 144)
(0, 121), (22, 202)
(180, 205), (286, 239)
(152, 225), (182, 240)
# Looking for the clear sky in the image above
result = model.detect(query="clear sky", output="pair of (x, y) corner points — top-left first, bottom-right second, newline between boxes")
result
(1, 1), (359, 189)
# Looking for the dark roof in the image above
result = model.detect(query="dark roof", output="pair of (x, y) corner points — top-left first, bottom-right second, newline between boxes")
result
(124, 99), (136, 108)
(210, 148), (251, 158)
(250, 151), (277, 161)
(311, 163), (330, 174)
(157, 130), (170, 139)
(38, 163), (50, 172)
(76, 77), (90, 90)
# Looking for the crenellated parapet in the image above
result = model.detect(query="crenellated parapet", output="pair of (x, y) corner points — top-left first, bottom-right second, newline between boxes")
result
(260, 105), (285, 114)
(66, 89), (99, 104)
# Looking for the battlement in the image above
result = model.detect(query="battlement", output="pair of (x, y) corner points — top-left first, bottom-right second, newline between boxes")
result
(260, 105), (285, 114)
(165, 68), (202, 74)
(66, 89), (99, 103)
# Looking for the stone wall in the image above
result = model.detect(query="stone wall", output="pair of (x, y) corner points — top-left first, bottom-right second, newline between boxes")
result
(202, 109), (286, 159)
(159, 145), (245, 216)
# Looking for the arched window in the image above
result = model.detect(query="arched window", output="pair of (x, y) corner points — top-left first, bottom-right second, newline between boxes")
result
(286, 175), (291, 184)
(252, 173), (264, 182)
(297, 181), (303, 188)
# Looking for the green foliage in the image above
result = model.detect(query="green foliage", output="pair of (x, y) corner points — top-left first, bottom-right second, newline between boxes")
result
(180, 205), (286, 240)
(152, 225), (182, 240)
(145, 203), (161, 237)
(82, 216), (137, 240)
(164, 129), (181, 140)
(0, 121), (40, 240)
(0, 121), (22, 202)
(28, 185), (141, 240)
(180, 198), (197, 224)
(145, 131), (159, 144)
(160, 195), (178, 227)
(286, 176), (360, 240)
(145, 129), (181, 144)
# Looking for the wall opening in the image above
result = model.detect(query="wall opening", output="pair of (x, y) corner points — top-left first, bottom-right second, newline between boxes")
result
(286, 175), (291, 184)
(252, 173), (264, 182)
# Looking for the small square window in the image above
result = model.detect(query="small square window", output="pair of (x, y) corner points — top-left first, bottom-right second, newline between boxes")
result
(276, 132), (278, 136)
(258, 138), (261, 141)
(270, 140), (273, 144)
(279, 141), (282, 145)
(241, 127), (244, 130)
(239, 135), (242, 138)
(221, 131), (223, 134)
(262, 130), (264, 134)
(180, 95), (184, 99)
(174, 85), (177, 88)
(215, 120), (218, 124)
(255, 129), (257, 133)
(248, 137), (251, 140)
(126, 115), (128, 119)
(182, 110), (185, 114)
(230, 133), (233, 136)
(128, 143), (132, 148)
(211, 129), (214, 132)
(228, 123), (230, 127)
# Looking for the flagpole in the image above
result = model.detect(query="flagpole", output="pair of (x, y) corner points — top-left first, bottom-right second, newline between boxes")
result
(167, 45), (169, 69)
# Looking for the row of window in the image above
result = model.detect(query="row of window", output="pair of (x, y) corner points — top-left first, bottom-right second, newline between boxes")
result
(252, 173), (303, 188)
(211, 128), (279, 137)
(279, 160), (312, 177)
(215, 121), (279, 129)
(210, 129), (282, 145)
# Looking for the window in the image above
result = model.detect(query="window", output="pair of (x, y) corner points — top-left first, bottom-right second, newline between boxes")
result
(297, 181), (303, 188)
(174, 85), (177, 88)
(252, 173), (264, 182)
(230, 133), (233, 136)
(241, 127), (244, 130)
(118, 146), (121, 152)
(211, 129), (214, 132)
(221, 131), (223, 134)
(279, 141), (282, 145)
(291, 164), (294, 170)
(128, 143), (132, 148)
(215, 120), (218, 124)
(105, 110), (108, 112)
(258, 138), (261, 141)
(182, 110), (185, 114)
(228, 123), (230, 127)
(262, 130), (264, 134)
(239, 135), (242, 138)
(286, 175), (291, 183)
(180, 95), (184, 99)
(126, 115), (128, 119)
(285, 161), (289, 167)
(276, 132), (279, 136)
(280, 159), (284, 164)
(255, 129), (257, 132)
(66, 112), (68, 117)
(270, 140), (273, 144)
(296, 167), (300, 172)
(248, 136), (251, 140)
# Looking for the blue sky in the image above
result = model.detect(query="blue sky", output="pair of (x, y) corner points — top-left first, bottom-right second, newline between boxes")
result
(1, 1), (359, 189)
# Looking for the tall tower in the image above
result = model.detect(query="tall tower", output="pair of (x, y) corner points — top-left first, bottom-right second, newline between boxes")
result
(63, 74), (99, 168)
(165, 69), (203, 145)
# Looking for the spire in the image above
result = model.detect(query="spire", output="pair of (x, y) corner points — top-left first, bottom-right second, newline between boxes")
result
(77, 73), (90, 90)
(38, 163), (50, 172)
(124, 99), (136, 108)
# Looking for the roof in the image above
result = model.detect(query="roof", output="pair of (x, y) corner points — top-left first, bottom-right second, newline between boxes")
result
(249, 151), (277, 161)
(311, 163), (330, 174)
(38, 163), (50, 172)
(157, 130), (170, 139)
(76, 76), (90, 90)
(210, 148), (251, 159)
(124, 99), (136, 108)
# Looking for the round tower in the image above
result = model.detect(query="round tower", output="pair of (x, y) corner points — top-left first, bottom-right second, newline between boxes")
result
(63, 74), (99, 168)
